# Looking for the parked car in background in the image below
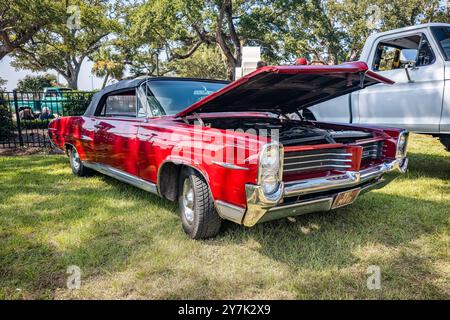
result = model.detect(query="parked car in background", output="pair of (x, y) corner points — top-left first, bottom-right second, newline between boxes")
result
(307, 23), (450, 151)
(9, 87), (72, 115)
(49, 62), (409, 239)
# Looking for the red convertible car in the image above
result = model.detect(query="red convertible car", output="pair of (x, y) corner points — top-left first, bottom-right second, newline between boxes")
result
(49, 62), (409, 239)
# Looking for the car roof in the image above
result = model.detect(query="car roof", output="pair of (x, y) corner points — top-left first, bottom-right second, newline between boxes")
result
(84, 76), (229, 116)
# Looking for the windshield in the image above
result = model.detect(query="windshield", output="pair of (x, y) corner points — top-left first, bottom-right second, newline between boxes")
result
(431, 26), (450, 60)
(145, 80), (227, 116)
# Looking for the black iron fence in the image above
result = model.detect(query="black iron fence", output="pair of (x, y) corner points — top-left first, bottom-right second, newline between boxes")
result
(0, 90), (94, 149)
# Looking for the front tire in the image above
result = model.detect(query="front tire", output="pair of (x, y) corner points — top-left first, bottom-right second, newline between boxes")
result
(69, 147), (92, 177)
(439, 135), (450, 151)
(178, 168), (222, 239)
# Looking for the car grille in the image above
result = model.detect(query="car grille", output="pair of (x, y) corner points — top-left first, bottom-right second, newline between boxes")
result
(283, 148), (352, 176)
(361, 141), (384, 160)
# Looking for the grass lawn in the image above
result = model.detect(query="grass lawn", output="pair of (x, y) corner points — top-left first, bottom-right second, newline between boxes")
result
(0, 134), (449, 299)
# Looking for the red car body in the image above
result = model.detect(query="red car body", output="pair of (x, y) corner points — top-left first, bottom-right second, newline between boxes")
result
(49, 62), (409, 238)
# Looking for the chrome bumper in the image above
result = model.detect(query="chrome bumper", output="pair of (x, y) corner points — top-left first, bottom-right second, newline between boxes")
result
(236, 158), (408, 227)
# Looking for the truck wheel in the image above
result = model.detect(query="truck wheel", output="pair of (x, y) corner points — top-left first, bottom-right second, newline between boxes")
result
(69, 147), (92, 177)
(178, 168), (222, 239)
(439, 135), (450, 151)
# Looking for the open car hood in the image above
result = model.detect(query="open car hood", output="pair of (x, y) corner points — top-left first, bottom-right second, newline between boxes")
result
(176, 61), (394, 117)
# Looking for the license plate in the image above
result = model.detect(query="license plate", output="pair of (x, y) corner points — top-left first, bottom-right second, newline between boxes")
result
(331, 188), (361, 209)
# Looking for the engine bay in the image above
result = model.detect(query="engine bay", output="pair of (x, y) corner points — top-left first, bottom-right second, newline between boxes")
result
(198, 117), (373, 146)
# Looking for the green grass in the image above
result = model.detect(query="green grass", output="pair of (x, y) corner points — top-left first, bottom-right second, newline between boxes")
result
(0, 134), (449, 299)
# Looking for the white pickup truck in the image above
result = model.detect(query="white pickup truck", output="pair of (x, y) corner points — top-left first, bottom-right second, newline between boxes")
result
(308, 23), (450, 151)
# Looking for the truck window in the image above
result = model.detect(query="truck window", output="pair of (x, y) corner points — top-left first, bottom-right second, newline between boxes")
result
(431, 26), (450, 60)
(372, 34), (435, 71)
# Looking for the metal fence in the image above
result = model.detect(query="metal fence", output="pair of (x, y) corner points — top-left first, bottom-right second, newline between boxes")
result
(0, 90), (94, 149)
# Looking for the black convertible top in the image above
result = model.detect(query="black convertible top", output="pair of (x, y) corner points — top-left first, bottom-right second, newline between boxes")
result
(83, 76), (229, 116)
(84, 77), (149, 116)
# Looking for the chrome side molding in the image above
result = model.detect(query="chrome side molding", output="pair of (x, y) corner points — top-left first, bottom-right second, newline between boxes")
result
(83, 162), (159, 195)
(212, 161), (249, 170)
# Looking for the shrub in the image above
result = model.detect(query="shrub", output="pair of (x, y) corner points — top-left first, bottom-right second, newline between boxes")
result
(0, 96), (14, 139)
(62, 92), (94, 116)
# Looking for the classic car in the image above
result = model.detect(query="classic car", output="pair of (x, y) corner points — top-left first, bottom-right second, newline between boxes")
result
(48, 62), (409, 239)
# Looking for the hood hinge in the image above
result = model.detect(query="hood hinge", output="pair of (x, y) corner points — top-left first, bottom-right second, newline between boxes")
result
(359, 72), (366, 88)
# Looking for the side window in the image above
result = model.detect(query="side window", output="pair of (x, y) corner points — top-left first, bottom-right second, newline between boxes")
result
(98, 90), (137, 117)
(372, 34), (435, 71)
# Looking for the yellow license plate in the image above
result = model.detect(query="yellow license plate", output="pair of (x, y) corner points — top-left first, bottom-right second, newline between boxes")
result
(331, 188), (361, 209)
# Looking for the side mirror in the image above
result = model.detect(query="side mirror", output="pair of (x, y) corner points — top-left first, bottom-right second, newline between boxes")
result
(400, 49), (418, 67)
(400, 49), (418, 83)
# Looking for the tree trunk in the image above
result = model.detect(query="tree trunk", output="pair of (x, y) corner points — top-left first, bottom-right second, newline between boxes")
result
(65, 64), (81, 90)
(102, 72), (110, 89)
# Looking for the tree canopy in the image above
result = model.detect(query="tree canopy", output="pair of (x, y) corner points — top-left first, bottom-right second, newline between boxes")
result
(10, 0), (120, 89)
(2, 0), (450, 86)
(16, 73), (58, 92)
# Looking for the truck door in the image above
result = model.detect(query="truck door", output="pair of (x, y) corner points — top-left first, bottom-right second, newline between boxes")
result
(357, 31), (444, 133)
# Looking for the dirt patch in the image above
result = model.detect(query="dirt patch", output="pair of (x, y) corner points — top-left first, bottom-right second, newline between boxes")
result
(0, 147), (64, 157)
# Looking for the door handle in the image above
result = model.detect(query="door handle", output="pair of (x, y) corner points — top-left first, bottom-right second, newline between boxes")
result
(94, 124), (104, 129)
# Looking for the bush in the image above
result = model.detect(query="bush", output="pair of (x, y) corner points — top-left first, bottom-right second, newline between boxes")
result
(62, 92), (94, 116)
(0, 97), (14, 139)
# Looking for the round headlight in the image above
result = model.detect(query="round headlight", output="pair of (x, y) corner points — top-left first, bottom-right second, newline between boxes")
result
(396, 131), (409, 159)
(261, 172), (279, 194)
(259, 143), (282, 195)
(260, 144), (280, 170)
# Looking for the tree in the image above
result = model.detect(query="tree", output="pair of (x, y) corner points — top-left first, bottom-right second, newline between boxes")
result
(0, 76), (6, 91)
(281, 0), (445, 64)
(11, 0), (119, 89)
(16, 74), (57, 92)
(91, 47), (125, 88)
(167, 45), (228, 79)
(0, 0), (56, 60)
(125, 0), (298, 79)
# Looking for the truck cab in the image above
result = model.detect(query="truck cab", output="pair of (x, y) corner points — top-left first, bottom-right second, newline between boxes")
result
(309, 23), (450, 150)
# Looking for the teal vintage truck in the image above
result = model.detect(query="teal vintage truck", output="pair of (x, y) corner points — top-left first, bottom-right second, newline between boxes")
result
(9, 87), (73, 114)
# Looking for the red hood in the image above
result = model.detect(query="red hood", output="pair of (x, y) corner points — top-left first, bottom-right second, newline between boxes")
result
(176, 61), (393, 117)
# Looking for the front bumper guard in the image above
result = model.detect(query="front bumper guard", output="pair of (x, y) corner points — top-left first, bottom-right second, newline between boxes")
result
(240, 158), (408, 226)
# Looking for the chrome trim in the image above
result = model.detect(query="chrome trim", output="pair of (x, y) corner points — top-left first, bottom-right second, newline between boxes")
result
(215, 200), (246, 224)
(212, 161), (249, 170)
(84, 162), (158, 195)
(242, 157), (408, 227)
(284, 158), (352, 166)
(284, 152), (352, 160)
(283, 164), (351, 172)
(258, 197), (334, 223)
(284, 158), (406, 197)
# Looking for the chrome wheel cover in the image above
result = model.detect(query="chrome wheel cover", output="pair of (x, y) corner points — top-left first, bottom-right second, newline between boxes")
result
(71, 149), (81, 171)
(181, 178), (194, 224)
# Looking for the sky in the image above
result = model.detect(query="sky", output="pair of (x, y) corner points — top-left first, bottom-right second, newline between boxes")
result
(0, 56), (105, 91)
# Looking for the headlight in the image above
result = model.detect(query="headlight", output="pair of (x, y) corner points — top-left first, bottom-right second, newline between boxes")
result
(396, 131), (409, 159)
(258, 142), (282, 195)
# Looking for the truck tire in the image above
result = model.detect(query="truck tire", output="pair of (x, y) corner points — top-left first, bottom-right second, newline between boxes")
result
(178, 167), (222, 239)
(439, 135), (450, 151)
(69, 147), (92, 177)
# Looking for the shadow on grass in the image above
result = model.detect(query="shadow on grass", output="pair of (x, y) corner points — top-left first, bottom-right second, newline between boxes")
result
(1, 153), (448, 298)
(407, 151), (450, 179)
(0, 155), (178, 298)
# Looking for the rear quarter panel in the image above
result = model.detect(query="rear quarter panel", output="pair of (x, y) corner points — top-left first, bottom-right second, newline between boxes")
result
(48, 116), (96, 161)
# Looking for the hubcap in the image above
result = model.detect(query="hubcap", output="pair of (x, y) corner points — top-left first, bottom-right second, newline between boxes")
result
(181, 178), (194, 224)
(71, 149), (81, 171)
